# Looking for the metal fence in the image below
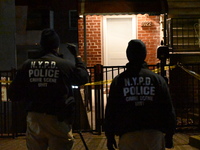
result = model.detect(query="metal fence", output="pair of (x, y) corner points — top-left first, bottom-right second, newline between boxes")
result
(84, 65), (127, 134)
(169, 63), (200, 130)
(84, 64), (161, 134)
(167, 18), (200, 52)
(0, 70), (15, 137)
(1, 63), (200, 137)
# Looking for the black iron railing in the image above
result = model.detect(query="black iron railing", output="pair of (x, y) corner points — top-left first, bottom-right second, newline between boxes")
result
(1, 63), (200, 137)
(167, 18), (200, 52)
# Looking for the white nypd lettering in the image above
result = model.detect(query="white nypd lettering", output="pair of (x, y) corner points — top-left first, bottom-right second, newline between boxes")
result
(29, 60), (60, 86)
(123, 77), (155, 102)
(30, 61), (57, 69)
(126, 96), (138, 101)
(30, 78), (42, 82)
(51, 61), (56, 68)
(29, 69), (59, 78)
(123, 86), (155, 96)
(38, 83), (48, 87)
(43, 78), (57, 83)
(31, 61), (36, 68)
(124, 77), (151, 86)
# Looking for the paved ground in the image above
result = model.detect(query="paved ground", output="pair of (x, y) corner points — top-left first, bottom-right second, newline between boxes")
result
(0, 132), (199, 150)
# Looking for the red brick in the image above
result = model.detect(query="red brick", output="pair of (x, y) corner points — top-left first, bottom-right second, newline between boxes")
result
(78, 14), (161, 66)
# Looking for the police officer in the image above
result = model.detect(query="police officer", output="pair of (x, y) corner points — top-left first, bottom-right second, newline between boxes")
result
(9, 28), (89, 150)
(105, 39), (176, 150)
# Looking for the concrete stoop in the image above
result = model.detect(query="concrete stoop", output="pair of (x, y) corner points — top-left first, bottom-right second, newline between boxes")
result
(189, 135), (200, 149)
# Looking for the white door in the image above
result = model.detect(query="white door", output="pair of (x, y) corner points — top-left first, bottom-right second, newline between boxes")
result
(103, 15), (137, 66)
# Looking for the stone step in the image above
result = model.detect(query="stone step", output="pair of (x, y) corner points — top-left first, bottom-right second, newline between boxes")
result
(189, 135), (200, 149)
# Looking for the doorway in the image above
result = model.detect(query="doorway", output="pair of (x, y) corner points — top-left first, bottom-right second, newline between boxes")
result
(103, 15), (137, 66)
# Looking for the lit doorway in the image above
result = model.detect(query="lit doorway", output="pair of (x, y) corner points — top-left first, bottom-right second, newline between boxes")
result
(103, 15), (137, 66)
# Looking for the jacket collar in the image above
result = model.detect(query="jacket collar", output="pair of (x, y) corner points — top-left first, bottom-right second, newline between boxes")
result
(126, 61), (148, 74)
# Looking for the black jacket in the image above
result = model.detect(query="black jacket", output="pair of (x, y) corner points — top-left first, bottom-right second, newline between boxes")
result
(8, 52), (88, 122)
(105, 62), (176, 137)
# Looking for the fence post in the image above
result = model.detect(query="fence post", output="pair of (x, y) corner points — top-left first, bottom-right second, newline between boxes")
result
(157, 44), (169, 79)
(94, 64), (103, 134)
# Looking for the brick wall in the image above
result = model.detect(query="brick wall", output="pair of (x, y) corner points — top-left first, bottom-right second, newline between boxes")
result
(78, 14), (161, 67)
(137, 14), (161, 64)
(78, 15), (102, 67)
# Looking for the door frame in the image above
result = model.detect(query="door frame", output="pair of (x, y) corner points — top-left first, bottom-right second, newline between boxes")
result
(102, 15), (137, 66)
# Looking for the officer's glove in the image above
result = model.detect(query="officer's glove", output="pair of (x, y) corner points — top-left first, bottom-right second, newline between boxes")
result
(67, 43), (77, 57)
(106, 134), (117, 150)
(165, 134), (174, 149)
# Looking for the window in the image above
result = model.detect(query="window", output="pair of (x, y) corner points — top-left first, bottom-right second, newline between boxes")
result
(69, 10), (78, 30)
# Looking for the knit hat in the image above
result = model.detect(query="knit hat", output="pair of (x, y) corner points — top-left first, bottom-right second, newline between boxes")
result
(40, 28), (60, 51)
(126, 39), (146, 64)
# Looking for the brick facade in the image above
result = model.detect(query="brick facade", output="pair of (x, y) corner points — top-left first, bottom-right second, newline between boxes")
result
(78, 15), (102, 67)
(78, 14), (161, 67)
(137, 14), (161, 65)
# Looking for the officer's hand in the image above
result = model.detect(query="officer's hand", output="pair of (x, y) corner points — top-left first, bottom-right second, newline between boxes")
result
(107, 135), (117, 150)
(165, 134), (174, 148)
(67, 43), (77, 57)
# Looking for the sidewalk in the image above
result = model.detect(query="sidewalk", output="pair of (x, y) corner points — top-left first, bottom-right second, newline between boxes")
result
(0, 132), (199, 150)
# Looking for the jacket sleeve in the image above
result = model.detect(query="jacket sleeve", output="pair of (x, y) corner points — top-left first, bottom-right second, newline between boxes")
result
(69, 57), (89, 86)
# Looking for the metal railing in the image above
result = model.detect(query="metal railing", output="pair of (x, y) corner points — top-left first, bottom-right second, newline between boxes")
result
(84, 64), (162, 134)
(167, 18), (200, 52)
(1, 63), (200, 137)
(169, 63), (200, 130)
(0, 70), (15, 137)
